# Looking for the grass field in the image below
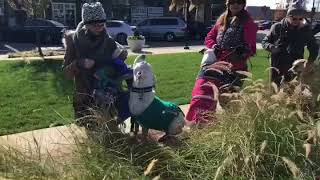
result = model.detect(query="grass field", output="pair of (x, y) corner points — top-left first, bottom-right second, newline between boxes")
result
(1, 50), (318, 180)
(0, 50), (270, 135)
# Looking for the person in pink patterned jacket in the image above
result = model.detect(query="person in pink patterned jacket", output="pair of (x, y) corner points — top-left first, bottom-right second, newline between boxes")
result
(186, 0), (257, 125)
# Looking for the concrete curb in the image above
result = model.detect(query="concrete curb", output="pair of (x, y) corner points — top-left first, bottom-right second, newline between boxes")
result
(0, 46), (204, 61)
(0, 104), (190, 160)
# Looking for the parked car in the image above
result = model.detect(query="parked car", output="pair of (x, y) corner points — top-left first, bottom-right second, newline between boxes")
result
(257, 20), (274, 30)
(1, 18), (67, 45)
(187, 21), (211, 40)
(106, 20), (135, 45)
(312, 20), (320, 35)
(314, 31), (320, 45)
(136, 17), (188, 42)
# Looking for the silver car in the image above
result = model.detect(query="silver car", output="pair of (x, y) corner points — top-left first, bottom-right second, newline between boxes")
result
(106, 20), (135, 45)
(136, 17), (187, 42)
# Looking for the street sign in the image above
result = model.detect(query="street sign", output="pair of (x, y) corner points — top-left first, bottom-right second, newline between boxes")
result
(147, 7), (163, 17)
(131, 6), (148, 25)
(131, 6), (164, 25)
(131, 7), (148, 17)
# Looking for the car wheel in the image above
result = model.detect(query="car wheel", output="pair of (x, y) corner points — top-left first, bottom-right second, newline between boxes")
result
(164, 32), (175, 42)
(116, 33), (127, 45)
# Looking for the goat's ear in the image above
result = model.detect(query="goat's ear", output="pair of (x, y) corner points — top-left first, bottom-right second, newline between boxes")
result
(134, 54), (146, 64)
(292, 59), (307, 67)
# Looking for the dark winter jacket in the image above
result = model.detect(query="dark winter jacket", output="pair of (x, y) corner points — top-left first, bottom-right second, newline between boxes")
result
(262, 18), (318, 68)
(62, 22), (120, 118)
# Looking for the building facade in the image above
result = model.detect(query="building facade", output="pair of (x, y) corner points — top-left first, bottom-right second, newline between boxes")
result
(0, 0), (5, 28)
(246, 6), (272, 20)
(210, 0), (225, 24)
(51, 0), (76, 27)
(1, 0), (225, 29)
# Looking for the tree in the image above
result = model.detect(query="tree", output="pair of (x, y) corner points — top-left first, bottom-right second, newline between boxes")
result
(169, 0), (207, 12)
(7, 0), (51, 58)
(168, 0), (208, 49)
(7, 0), (51, 18)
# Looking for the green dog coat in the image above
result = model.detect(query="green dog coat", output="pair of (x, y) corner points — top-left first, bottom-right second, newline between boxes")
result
(134, 96), (182, 131)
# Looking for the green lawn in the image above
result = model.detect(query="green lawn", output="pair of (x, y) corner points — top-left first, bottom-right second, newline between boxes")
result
(0, 50), (270, 135)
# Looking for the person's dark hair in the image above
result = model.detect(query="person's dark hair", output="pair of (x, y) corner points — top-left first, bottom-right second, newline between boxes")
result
(217, 8), (248, 31)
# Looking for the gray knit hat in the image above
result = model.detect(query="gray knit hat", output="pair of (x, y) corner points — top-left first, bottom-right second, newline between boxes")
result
(82, 2), (106, 24)
(287, 0), (306, 16)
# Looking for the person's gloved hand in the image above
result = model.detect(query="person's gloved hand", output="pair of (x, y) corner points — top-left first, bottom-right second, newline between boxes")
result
(270, 45), (281, 54)
(212, 44), (221, 56)
(235, 45), (247, 54)
(227, 45), (248, 61)
(118, 49), (128, 61)
(212, 44), (220, 50)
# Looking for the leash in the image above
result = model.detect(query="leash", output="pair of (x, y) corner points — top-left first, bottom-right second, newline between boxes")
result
(131, 86), (154, 93)
(217, 43), (250, 61)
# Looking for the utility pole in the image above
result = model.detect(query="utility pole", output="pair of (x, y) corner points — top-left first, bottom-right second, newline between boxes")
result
(184, 0), (190, 50)
(75, 0), (81, 25)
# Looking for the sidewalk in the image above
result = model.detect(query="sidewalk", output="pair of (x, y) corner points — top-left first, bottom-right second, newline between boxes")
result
(0, 45), (204, 61)
(0, 43), (263, 61)
(0, 104), (189, 160)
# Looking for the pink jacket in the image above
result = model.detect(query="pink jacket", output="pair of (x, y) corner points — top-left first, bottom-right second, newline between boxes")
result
(204, 11), (258, 70)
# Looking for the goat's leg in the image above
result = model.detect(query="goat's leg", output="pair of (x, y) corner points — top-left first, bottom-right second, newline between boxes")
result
(134, 121), (139, 135)
(130, 117), (135, 133)
(142, 127), (149, 141)
(130, 116), (140, 136)
(158, 134), (168, 142)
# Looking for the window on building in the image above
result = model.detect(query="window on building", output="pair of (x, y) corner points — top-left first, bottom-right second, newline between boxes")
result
(52, 3), (76, 27)
(211, 3), (225, 23)
(112, 0), (129, 5)
(0, 0), (4, 16)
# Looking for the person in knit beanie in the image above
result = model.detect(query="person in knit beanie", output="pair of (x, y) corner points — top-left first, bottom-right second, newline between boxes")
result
(262, 0), (318, 87)
(287, 0), (306, 17)
(62, 2), (131, 127)
(81, 2), (106, 25)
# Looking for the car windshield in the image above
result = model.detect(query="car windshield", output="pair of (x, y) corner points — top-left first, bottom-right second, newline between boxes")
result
(137, 20), (148, 26)
(47, 20), (65, 27)
(150, 18), (178, 25)
(25, 19), (64, 27)
(106, 21), (122, 27)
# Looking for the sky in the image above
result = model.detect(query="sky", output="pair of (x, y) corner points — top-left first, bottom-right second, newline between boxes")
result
(247, 0), (278, 9)
(246, 0), (317, 10)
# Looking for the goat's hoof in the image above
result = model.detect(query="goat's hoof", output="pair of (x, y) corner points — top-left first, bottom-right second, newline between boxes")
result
(158, 135), (169, 142)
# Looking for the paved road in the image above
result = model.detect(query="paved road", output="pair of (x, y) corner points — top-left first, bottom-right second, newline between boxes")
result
(0, 40), (204, 55)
